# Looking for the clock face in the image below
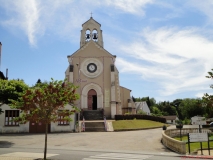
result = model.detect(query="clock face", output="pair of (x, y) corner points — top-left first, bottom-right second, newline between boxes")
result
(81, 58), (103, 78)
(87, 63), (97, 73)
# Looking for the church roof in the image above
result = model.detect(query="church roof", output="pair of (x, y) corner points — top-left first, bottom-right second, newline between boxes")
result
(67, 40), (115, 58)
(120, 86), (132, 92)
(82, 17), (101, 27)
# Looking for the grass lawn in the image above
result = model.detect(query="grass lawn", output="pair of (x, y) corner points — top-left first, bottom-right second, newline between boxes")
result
(112, 119), (166, 130)
(174, 135), (213, 152)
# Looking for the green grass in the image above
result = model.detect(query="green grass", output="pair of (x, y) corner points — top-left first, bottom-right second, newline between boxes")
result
(112, 119), (167, 130)
(174, 135), (213, 152)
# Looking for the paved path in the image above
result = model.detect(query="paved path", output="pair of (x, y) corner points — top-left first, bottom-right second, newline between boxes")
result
(0, 128), (170, 154)
(1, 126), (213, 159)
(0, 127), (179, 159)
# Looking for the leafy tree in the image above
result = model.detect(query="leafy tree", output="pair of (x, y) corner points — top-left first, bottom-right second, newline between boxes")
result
(149, 98), (156, 106)
(10, 79), (79, 160)
(179, 98), (205, 119)
(171, 99), (183, 119)
(203, 68), (213, 118)
(0, 79), (29, 114)
(151, 106), (163, 116)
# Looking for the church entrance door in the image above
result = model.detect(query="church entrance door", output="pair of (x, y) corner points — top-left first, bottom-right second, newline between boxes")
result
(88, 89), (97, 110)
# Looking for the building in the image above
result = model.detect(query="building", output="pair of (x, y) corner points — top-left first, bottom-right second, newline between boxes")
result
(191, 116), (206, 125)
(161, 115), (179, 124)
(0, 17), (135, 133)
(135, 101), (150, 115)
(65, 16), (135, 120)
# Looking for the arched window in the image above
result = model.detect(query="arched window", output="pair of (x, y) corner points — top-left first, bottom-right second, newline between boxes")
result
(85, 29), (91, 41)
(92, 29), (98, 41)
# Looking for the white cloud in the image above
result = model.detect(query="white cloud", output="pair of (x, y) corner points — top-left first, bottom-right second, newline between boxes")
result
(0, 0), (40, 46)
(0, 0), (153, 46)
(104, 0), (153, 15)
(115, 27), (213, 96)
(187, 0), (213, 25)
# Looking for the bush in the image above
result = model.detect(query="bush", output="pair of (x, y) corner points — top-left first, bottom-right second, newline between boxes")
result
(137, 110), (146, 115)
(114, 114), (166, 123)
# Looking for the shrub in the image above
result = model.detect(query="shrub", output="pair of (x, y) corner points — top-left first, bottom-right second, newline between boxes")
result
(114, 114), (166, 123)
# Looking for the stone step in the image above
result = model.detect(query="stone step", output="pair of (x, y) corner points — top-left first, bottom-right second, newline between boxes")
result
(84, 122), (106, 132)
(82, 110), (103, 120)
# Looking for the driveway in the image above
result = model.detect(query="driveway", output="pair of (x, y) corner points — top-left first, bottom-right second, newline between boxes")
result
(0, 128), (174, 155)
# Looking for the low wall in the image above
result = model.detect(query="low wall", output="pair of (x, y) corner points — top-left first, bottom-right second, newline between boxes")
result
(162, 128), (212, 154)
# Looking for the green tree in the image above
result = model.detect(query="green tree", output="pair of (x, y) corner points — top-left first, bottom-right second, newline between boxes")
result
(149, 98), (156, 106)
(151, 106), (163, 116)
(171, 99), (183, 119)
(10, 79), (79, 160)
(0, 79), (29, 114)
(179, 98), (205, 119)
(203, 68), (213, 118)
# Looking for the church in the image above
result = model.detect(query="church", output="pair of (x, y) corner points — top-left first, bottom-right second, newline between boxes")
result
(65, 16), (135, 120)
(0, 17), (136, 133)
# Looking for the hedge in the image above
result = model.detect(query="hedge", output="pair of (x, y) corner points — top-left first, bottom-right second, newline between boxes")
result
(114, 114), (166, 123)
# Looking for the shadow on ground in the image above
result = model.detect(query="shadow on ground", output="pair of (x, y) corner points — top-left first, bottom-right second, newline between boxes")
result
(0, 141), (14, 148)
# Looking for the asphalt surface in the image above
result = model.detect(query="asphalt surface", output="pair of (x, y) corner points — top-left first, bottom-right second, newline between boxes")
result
(0, 125), (212, 159)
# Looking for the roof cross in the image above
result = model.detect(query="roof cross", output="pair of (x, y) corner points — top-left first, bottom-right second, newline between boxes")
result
(90, 12), (93, 17)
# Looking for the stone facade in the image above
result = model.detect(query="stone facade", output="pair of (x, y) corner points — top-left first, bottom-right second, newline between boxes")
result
(65, 17), (134, 119)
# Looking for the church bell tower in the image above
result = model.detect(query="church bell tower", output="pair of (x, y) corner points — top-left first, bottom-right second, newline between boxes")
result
(80, 16), (104, 48)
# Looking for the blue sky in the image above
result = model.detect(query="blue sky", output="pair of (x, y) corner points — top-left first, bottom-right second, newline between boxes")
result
(0, 0), (213, 102)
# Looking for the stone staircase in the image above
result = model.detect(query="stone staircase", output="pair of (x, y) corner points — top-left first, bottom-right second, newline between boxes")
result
(84, 122), (106, 132)
(81, 110), (103, 120)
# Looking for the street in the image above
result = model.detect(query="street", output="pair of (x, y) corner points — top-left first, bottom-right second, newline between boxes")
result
(0, 127), (211, 160)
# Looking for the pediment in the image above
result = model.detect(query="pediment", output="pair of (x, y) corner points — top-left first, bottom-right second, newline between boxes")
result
(68, 40), (115, 59)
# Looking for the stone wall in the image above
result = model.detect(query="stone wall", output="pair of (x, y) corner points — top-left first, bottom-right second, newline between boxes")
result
(162, 128), (212, 154)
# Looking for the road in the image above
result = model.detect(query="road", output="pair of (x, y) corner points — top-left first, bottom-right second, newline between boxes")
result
(0, 126), (211, 160)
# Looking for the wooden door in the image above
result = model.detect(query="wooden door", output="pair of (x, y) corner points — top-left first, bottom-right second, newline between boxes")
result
(88, 89), (97, 110)
(29, 121), (50, 133)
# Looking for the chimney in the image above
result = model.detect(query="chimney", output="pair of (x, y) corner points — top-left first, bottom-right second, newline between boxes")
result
(6, 68), (8, 80)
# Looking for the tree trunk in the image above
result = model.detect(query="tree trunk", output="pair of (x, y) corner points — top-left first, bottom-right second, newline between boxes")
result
(44, 122), (48, 160)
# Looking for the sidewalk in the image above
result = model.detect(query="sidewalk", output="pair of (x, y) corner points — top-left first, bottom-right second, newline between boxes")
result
(0, 152), (57, 160)
(197, 149), (213, 156)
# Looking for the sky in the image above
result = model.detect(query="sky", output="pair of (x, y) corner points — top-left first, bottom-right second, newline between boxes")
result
(0, 0), (213, 102)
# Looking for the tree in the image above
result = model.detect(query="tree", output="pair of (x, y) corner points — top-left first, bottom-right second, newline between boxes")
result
(0, 79), (29, 114)
(151, 106), (163, 116)
(10, 78), (79, 160)
(0, 79), (29, 104)
(203, 68), (213, 118)
(179, 98), (205, 119)
(171, 99), (183, 119)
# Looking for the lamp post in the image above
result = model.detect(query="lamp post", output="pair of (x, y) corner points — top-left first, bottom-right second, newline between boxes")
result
(176, 120), (183, 141)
